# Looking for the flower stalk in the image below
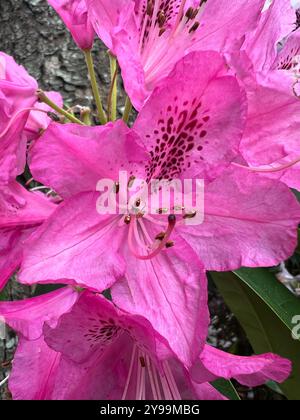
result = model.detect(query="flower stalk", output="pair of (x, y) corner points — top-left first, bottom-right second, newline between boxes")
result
(36, 90), (84, 125)
(108, 52), (118, 121)
(83, 49), (107, 125)
(123, 96), (133, 124)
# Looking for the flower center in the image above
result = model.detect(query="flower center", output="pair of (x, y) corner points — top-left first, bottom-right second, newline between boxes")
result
(127, 213), (176, 260)
(137, 0), (203, 84)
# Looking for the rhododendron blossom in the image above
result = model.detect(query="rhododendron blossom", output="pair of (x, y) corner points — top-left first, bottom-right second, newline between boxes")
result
(229, 1), (300, 190)
(48, 0), (95, 49)
(14, 53), (300, 371)
(0, 289), (291, 400)
(86, 0), (267, 109)
(0, 53), (60, 291)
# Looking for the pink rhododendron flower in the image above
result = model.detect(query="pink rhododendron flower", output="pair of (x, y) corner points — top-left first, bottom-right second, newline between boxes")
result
(48, 0), (95, 49)
(0, 287), (79, 399)
(229, 3), (300, 189)
(0, 182), (55, 291)
(243, 0), (296, 72)
(236, 69), (300, 190)
(0, 52), (60, 291)
(0, 52), (63, 182)
(17, 52), (300, 364)
(0, 290), (291, 400)
(86, 0), (267, 109)
(0, 52), (38, 184)
(18, 50), (248, 364)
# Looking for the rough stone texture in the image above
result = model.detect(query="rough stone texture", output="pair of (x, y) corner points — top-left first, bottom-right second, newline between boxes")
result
(0, 0), (124, 114)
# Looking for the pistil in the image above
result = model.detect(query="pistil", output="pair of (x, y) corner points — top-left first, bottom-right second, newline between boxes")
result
(128, 214), (176, 260)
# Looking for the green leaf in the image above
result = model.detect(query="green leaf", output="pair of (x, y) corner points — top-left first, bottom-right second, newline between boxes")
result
(211, 378), (241, 400)
(292, 188), (300, 203)
(33, 284), (65, 296)
(211, 268), (300, 400)
(0, 290), (8, 301)
(266, 381), (284, 396)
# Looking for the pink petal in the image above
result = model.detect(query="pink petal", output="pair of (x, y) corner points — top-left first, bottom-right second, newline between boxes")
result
(112, 231), (209, 368)
(88, 0), (265, 109)
(166, 358), (227, 400)
(194, 0), (267, 52)
(0, 228), (30, 292)
(0, 286), (79, 339)
(19, 192), (126, 291)
(0, 53), (38, 182)
(86, 0), (135, 50)
(178, 167), (300, 271)
(50, 333), (135, 400)
(272, 29), (300, 71)
(134, 51), (246, 183)
(0, 181), (55, 228)
(244, 0), (296, 71)
(0, 182), (55, 291)
(9, 336), (61, 400)
(44, 292), (158, 365)
(192, 345), (292, 387)
(240, 70), (300, 190)
(29, 120), (147, 199)
(48, 0), (95, 49)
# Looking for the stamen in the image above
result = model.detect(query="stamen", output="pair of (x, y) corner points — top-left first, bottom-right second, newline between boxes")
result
(124, 215), (131, 225)
(136, 349), (146, 400)
(147, 0), (154, 16)
(146, 355), (160, 400)
(233, 157), (300, 173)
(0, 107), (49, 139)
(173, 0), (188, 31)
(122, 344), (137, 400)
(183, 210), (197, 219)
(128, 176), (136, 188)
(128, 215), (176, 260)
(163, 361), (182, 400)
(155, 232), (166, 241)
(114, 182), (120, 194)
(159, 369), (173, 400)
(158, 11), (166, 28)
(165, 241), (175, 248)
(185, 7), (195, 19)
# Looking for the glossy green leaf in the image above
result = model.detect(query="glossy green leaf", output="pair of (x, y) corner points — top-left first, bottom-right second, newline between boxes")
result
(211, 268), (300, 400)
(212, 378), (241, 400)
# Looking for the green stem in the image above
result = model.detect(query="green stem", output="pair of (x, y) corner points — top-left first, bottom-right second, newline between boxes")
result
(84, 49), (107, 125)
(108, 53), (118, 121)
(80, 107), (92, 125)
(37, 90), (84, 125)
(123, 96), (133, 124)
